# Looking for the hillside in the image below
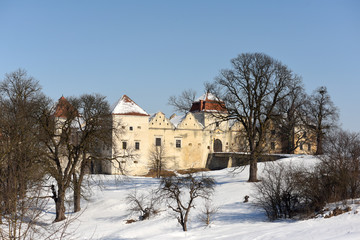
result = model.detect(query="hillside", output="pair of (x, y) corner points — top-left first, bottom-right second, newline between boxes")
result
(45, 155), (360, 239)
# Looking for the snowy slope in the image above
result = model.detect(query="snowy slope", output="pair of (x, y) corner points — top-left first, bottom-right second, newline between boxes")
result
(46, 155), (360, 240)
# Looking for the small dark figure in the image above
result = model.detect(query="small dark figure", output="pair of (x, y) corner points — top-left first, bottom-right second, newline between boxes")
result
(244, 195), (249, 203)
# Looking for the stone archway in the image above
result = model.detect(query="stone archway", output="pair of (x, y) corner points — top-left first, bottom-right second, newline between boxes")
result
(214, 139), (223, 152)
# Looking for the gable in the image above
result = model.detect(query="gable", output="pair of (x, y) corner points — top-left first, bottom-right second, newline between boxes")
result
(149, 112), (174, 129)
(176, 112), (203, 130)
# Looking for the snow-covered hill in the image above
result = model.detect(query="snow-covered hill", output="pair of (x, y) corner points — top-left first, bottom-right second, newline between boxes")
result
(47, 155), (360, 239)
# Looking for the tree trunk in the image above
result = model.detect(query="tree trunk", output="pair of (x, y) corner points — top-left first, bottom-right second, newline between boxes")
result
(248, 153), (258, 182)
(73, 178), (81, 213)
(54, 184), (66, 222)
(316, 132), (323, 155)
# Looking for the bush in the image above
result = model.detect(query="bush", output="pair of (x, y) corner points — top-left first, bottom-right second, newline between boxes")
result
(255, 162), (301, 220)
(126, 189), (160, 221)
(255, 130), (360, 220)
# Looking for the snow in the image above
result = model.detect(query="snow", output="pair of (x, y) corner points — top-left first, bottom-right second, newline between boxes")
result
(196, 92), (219, 101)
(41, 155), (360, 239)
(111, 95), (149, 115)
(169, 114), (185, 127)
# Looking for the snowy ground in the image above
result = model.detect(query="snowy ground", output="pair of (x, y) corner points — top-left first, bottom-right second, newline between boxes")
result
(45, 155), (360, 240)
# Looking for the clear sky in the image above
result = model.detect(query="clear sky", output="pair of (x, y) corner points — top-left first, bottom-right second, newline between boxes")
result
(0, 1), (359, 131)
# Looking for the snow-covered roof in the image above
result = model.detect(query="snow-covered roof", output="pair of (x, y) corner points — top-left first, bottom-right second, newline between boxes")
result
(111, 95), (149, 116)
(169, 114), (186, 128)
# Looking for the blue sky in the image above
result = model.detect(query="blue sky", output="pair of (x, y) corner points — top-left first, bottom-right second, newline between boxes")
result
(0, 1), (359, 131)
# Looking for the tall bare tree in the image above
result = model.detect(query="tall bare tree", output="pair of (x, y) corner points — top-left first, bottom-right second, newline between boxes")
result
(0, 69), (49, 237)
(38, 93), (119, 221)
(215, 53), (296, 182)
(67, 94), (113, 212)
(38, 96), (80, 222)
(303, 86), (338, 155)
(273, 76), (308, 153)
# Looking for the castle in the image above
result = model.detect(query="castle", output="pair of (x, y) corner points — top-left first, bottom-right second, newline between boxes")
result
(101, 93), (314, 175)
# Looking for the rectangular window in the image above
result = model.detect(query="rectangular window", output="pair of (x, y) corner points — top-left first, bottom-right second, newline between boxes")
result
(155, 138), (161, 146)
(308, 143), (311, 151)
(300, 142), (303, 150)
(122, 141), (127, 150)
(135, 141), (140, 150)
(129, 126), (133, 131)
(176, 139), (181, 148)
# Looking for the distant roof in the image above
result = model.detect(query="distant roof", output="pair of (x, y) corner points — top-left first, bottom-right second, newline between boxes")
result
(111, 95), (149, 116)
(190, 92), (227, 113)
(54, 96), (78, 118)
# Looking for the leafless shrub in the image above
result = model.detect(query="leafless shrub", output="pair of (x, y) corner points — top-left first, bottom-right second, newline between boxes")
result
(198, 200), (218, 227)
(255, 162), (302, 220)
(160, 173), (215, 231)
(126, 189), (161, 221)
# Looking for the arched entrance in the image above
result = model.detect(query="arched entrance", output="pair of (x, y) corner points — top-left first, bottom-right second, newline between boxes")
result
(214, 139), (223, 152)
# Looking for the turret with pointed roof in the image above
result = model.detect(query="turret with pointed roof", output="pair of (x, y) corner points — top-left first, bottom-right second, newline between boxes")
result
(54, 96), (78, 118)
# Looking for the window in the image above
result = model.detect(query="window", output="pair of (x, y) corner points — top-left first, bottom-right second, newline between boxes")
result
(300, 142), (303, 150)
(129, 126), (133, 131)
(176, 139), (181, 148)
(122, 141), (127, 150)
(271, 142), (275, 150)
(155, 138), (161, 146)
(271, 130), (276, 135)
(303, 131), (307, 138)
(308, 143), (311, 151)
(215, 122), (220, 127)
(135, 141), (140, 150)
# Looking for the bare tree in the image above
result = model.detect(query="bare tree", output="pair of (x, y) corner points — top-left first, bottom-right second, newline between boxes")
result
(38, 96), (79, 222)
(215, 53), (296, 181)
(320, 129), (360, 200)
(303, 86), (338, 155)
(0, 69), (77, 239)
(0, 69), (48, 227)
(67, 94), (114, 213)
(38, 93), (121, 221)
(273, 76), (309, 153)
(168, 89), (197, 114)
(149, 144), (167, 178)
(160, 174), (215, 231)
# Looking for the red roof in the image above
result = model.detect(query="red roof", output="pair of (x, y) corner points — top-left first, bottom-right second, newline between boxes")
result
(54, 96), (78, 118)
(190, 93), (227, 113)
